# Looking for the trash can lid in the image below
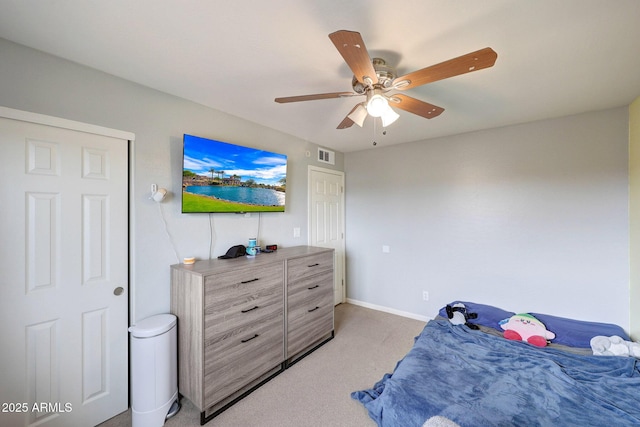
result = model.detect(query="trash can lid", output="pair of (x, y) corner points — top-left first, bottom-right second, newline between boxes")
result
(128, 313), (177, 338)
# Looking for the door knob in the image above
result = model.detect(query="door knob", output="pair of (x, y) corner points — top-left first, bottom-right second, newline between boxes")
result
(113, 287), (124, 296)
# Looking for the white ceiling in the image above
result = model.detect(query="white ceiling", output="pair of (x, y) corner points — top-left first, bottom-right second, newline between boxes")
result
(1, 1), (639, 153)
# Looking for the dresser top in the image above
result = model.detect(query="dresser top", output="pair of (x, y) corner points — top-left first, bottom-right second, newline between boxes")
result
(170, 245), (333, 276)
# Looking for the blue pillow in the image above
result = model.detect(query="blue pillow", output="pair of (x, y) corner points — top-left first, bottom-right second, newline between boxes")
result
(530, 312), (630, 348)
(439, 301), (630, 349)
(439, 301), (515, 331)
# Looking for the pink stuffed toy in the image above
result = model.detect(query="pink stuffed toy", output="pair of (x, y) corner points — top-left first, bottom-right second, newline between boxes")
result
(499, 313), (555, 347)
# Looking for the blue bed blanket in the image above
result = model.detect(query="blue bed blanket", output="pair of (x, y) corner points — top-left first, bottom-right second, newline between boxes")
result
(352, 319), (640, 427)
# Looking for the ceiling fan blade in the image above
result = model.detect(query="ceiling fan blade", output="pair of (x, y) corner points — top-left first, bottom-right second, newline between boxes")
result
(275, 92), (356, 103)
(389, 94), (444, 119)
(337, 103), (368, 129)
(393, 47), (497, 90)
(337, 115), (355, 129)
(329, 30), (378, 86)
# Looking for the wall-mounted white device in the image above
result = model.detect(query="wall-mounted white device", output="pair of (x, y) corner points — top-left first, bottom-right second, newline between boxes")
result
(150, 184), (167, 203)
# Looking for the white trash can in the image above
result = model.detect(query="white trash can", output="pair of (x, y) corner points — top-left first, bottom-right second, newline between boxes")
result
(129, 314), (180, 427)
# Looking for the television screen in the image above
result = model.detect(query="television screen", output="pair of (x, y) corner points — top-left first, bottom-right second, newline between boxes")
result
(182, 134), (287, 213)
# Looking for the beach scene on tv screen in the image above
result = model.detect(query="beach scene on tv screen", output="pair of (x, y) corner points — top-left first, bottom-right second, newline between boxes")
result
(182, 135), (287, 213)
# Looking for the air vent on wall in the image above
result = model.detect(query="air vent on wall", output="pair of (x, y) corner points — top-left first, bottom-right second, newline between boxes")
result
(318, 147), (335, 165)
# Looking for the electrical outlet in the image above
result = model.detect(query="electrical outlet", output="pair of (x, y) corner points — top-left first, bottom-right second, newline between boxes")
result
(422, 291), (429, 301)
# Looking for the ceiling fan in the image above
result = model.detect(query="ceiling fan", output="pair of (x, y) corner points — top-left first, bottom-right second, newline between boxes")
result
(275, 30), (497, 129)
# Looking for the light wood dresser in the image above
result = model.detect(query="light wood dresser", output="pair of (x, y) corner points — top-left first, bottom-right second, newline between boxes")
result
(170, 246), (334, 424)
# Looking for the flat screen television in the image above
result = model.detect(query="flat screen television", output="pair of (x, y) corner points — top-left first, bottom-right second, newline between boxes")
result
(182, 134), (287, 213)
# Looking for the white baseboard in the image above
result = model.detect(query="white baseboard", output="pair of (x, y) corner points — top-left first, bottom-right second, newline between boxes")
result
(345, 298), (432, 323)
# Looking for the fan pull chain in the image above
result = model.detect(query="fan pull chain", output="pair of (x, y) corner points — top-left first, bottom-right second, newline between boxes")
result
(372, 117), (377, 146)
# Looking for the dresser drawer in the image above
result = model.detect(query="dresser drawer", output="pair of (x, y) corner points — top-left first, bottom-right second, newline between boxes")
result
(287, 289), (333, 357)
(287, 284), (333, 322)
(205, 262), (283, 304)
(287, 251), (333, 283)
(204, 263), (283, 335)
(204, 311), (284, 407)
(287, 269), (333, 305)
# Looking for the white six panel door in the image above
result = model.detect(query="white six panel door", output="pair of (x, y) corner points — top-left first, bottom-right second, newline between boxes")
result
(0, 115), (129, 427)
(309, 167), (345, 305)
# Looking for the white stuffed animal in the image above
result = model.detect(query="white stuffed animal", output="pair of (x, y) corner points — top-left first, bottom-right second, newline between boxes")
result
(445, 303), (479, 330)
(590, 335), (640, 358)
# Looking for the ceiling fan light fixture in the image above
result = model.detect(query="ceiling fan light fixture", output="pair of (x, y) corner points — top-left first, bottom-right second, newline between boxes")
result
(380, 107), (400, 127)
(366, 91), (389, 117)
(347, 103), (368, 127)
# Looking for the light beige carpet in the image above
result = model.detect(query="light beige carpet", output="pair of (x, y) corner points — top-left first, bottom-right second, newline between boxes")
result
(99, 303), (426, 427)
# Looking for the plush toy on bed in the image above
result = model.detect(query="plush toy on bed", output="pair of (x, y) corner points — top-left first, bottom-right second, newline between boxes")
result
(446, 303), (479, 330)
(499, 313), (555, 347)
(590, 335), (640, 358)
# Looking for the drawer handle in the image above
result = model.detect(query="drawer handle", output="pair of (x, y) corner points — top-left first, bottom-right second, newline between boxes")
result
(307, 285), (319, 290)
(308, 306), (320, 313)
(241, 334), (259, 343)
(307, 263), (320, 268)
(241, 306), (259, 313)
(240, 278), (260, 284)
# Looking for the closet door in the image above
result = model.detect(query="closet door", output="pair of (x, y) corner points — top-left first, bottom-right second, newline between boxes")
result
(0, 111), (130, 427)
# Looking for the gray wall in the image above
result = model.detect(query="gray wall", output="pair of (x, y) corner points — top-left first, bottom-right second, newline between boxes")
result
(1, 37), (632, 331)
(0, 38), (343, 322)
(345, 108), (630, 329)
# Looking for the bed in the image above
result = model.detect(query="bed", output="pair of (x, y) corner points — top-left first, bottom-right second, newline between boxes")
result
(352, 301), (640, 427)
